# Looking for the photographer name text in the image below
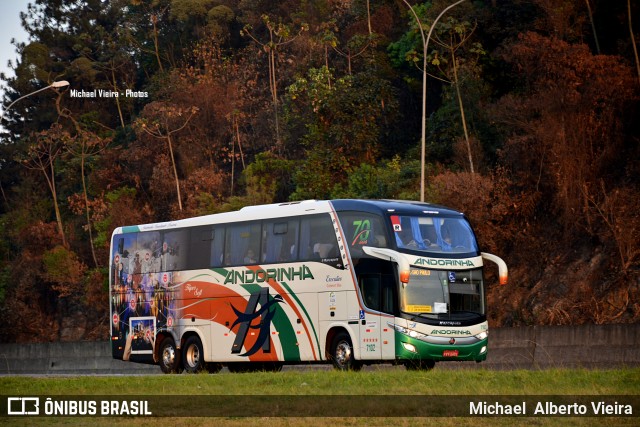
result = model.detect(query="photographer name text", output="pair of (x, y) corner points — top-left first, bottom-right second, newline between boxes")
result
(470, 400), (633, 416)
(70, 89), (148, 98)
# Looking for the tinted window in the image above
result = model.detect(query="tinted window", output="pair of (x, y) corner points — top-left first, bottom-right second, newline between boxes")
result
(299, 215), (338, 261)
(188, 226), (214, 270)
(359, 273), (396, 315)
(336, 212), (388, 259)
(225, 222), (261, 266)
(114, 213), (341, 271)
(392, 215), (478, 254)
(262, 219), (299, 263)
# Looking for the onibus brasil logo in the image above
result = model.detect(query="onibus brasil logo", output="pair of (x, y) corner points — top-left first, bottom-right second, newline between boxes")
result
(230, 287), (284, 356)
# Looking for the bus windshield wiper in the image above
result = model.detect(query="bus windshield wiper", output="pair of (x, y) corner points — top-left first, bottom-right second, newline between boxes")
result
(411, 313), (431, 321)
(401, 311), (432, 321)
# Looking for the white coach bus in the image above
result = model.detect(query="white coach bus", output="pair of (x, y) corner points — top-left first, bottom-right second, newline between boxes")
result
(110, 199), (507, 373)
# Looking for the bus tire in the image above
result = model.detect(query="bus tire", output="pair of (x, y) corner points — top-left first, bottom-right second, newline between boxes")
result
(159, 337), (183, 374)
(330, 332), (361, 371)
(183, 335), (205, 373)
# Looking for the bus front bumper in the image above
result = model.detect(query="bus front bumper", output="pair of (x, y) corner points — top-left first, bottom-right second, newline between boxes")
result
(395, 333), (488, 362)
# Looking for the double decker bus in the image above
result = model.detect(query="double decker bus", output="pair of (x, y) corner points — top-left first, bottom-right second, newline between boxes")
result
(110, 199), (507, 373)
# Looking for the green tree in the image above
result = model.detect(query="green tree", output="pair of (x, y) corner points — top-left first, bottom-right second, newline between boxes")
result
(285, 66), (397, 199)
(334, 156), (421, 200)
(390, 2), (486, 173)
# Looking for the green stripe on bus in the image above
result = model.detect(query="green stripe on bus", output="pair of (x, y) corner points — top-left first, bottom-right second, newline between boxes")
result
(121, 226), (140, 233)
(242, 284), (300, 361)
(211, 268), (228, 277)
(278, 280), (321, 355)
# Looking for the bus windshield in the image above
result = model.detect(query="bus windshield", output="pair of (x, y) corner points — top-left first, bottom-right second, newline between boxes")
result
(401, 267), (485, 320)
(390, 215), (478, 255)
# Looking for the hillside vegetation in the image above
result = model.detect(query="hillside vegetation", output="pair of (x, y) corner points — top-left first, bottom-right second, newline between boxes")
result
(0, 0), (638, 342)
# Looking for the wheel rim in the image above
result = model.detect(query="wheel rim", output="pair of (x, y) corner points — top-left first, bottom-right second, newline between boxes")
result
(185, 343), (200, 368)
(162, 345), (176, 368)
(335, 340), (352, 367)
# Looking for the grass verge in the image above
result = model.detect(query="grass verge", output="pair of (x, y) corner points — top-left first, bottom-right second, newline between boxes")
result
(1, 367), (638, 426)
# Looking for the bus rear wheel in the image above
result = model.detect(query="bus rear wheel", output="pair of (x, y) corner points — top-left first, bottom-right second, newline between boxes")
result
(330, 332), (361, 371)
(159, 337), (183, 374)
(183, 336), (205, 373)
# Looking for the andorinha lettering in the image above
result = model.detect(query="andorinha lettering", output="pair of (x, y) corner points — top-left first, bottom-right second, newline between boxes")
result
(414, 258), (475, 267)
(224, 265), (314, 285)
(431, 329), (472, 335)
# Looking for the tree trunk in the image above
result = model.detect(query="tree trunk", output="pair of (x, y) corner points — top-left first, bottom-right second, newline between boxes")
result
(112, 66), (125, 128)
(585, 0), (600, 54)
(166, 132), (182, 211)
(46, 158), (67, 248)
(629, 0), (640, 83)
(452, 52), (475, 174)
(81, 151), (98, 267)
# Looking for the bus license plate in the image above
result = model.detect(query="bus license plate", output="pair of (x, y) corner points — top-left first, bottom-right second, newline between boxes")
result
(443, 350), (459, 357)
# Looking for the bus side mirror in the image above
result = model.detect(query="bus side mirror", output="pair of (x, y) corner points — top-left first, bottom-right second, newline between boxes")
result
(481, 252), (508, 286)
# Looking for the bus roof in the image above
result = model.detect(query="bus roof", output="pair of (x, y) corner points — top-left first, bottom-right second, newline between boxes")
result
(330, 199), (465, 217)
(112, 199), (465, 235)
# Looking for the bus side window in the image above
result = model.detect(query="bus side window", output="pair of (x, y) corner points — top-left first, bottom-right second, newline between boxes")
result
(300, 215), (335, 260)
(210, 227), (225, 267)
(188, 226), (213, 270)
(162, 229), (189, 271)
(360, 276), (381, 312)
(335, 211), (388, 259)
(226, 222), (261, 266)
(263, 220), (299, 264)
(381, 274), (397, 314)
(358, 270), (397, 315)
(136, 231), (161, 273)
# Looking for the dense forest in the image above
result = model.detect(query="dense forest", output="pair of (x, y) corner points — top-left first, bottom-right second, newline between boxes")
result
(0, 0), (638, 342)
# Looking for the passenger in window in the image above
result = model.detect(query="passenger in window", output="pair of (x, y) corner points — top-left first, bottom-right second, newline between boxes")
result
(244, 249), (257, 264)
(397, 228), (418, 249)
(313, 243), (334, 259)
(364, 291), (377, 310)
(374, 234), (387, 247)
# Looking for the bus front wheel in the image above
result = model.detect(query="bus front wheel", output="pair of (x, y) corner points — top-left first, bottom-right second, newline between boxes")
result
(159, 337), (183, 374)
(330, 332), (361, 371)
(183, 336), (205, 373)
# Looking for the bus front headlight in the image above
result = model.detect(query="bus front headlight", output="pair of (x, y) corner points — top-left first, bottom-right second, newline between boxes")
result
(402, 342), (417, 353)
(475, 331), (488, 340)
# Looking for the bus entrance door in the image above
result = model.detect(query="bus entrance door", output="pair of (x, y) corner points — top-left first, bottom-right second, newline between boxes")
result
(356, 270), (398, 361)
(356, 273), (396, 361)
